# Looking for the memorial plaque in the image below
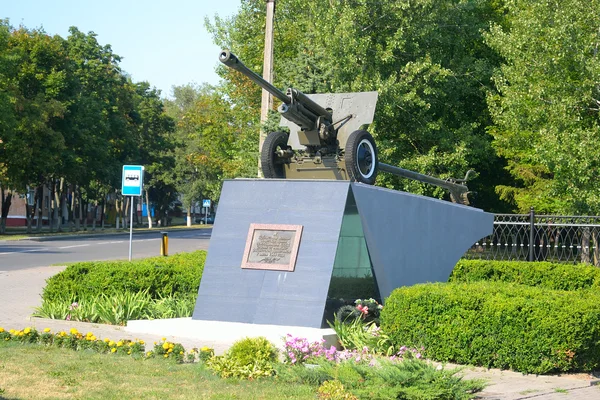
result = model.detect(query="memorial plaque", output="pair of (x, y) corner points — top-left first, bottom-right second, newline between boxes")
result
(241, 224), (303, 271)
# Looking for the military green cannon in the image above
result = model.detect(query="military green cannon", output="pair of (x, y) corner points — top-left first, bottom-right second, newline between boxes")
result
(219, 50), (471, 204)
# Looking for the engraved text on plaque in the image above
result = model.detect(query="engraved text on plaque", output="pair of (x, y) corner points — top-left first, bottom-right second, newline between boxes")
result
(241, 224), (303, 271)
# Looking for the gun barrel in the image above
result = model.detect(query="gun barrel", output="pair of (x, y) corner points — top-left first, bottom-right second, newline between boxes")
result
(219, 50), (290, 104)
(378, 162), (469, 203)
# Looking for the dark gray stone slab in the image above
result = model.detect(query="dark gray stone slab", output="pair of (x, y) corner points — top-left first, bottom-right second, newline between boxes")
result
(193, 179), (350, 328)
(351, 183), (493, 300)
(193, 179), (493, 328)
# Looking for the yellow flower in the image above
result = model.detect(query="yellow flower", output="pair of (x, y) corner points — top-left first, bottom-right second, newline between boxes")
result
(201, 346), (210, 352)
(162, 342), (170, 350)
(9, 329), (15, 334)
(127, 351), (131, 355)
(24, 328), (31, 334)
(117, 341), (123, 347)
(167, 348), (173, 353)
(60, 331), (67, 337)
(86, 332), (93, 337)
(69, 328), (78, 335)
(91, 336), (96, 341)
(179, 351), (184, 355)
(109, 341), (116, 347)
(43, 328), (51, 333)
(104, 338), (110, 343)
(111, 348), (117, 353)
(161, 337), (167, 341)
(164, 354), (169, 358)
(139, 340), (145, 345)
(0, 327), (5, 333)
(146, 352), (152, 357)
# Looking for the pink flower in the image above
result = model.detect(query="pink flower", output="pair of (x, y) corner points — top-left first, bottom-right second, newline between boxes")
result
(356, 304), (369, 316)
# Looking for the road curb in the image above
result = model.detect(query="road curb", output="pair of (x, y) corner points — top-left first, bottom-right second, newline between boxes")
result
(3, 227), (210, 242)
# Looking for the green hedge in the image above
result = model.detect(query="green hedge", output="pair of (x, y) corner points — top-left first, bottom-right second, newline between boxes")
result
(43, 251), (206, 302)
(450, 259), (600, 291)
(381, 282), (600, 374)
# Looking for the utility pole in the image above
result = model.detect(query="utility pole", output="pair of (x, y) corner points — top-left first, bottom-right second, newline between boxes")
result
(259, 0), (275, 177)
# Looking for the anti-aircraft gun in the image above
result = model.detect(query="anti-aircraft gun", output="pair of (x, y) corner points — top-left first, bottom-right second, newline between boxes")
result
(219, 50), (472, 205)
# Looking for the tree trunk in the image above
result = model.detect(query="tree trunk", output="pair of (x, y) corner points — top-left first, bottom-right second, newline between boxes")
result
(145, 189), (153, 229)
(124, 197), (130, 230)
(35, 185), (43, 232)
(100, 196), (106, 230)
(581, 227), (591, 264)
(187, 205), (192, 227)
(0, 187), (12, 234)
(68, 184), (76, 232)
(49, 180), (56, 233)
(57, 178), (66, 232)
(25, 203), (32, 233)
(73, 185), (81, 231)
(593, 229), (600, 267)
(133, 197), (139, 227)
(82, 198), (88, 231)
(115, 191), (121, 230)
(92, 200), (98, 231)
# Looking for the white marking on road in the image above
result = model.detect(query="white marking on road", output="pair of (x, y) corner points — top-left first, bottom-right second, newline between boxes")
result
(58, 244), (91, 249)
(0, 248), (50, 255)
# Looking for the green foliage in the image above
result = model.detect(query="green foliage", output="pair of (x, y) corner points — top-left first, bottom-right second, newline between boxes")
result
(450, 260), (600, 290)
(206, 0), (513, 211)
(329, 317), (394, 356)
(317, 380), (358, 400)
(33, 291), (195, 325)
(42, 251), (205, 302)
(485, 0), (600, 214)
(381, 282), (600, 374)
(207, 337), (278, 379)
(277, 358), (484, 400)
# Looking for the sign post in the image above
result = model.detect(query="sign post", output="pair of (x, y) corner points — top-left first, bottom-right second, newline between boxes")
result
(122, 165), (144, 261)
(202, 199), (211, 224)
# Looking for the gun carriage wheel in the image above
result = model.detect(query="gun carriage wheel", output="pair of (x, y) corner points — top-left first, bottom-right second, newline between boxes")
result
(344, 130), (378, 185)
(261, 131), (291, 179)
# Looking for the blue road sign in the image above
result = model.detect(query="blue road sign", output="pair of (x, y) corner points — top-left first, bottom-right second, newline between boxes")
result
(122, 165), (144, 196)
(202, 199), (211, 208)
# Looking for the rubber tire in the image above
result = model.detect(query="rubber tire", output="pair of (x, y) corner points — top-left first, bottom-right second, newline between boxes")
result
(261, 131), (290, 179)
(344, 130), (378, 185)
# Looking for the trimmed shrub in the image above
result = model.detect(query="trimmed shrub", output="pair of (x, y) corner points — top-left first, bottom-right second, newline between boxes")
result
(207, 337), (278, 379)
(381, 282), (600, 374)
(450, 259), (600, 291)
(43, 251), (206, 302)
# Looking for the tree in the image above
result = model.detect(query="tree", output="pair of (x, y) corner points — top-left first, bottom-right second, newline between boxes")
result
(131, 82), (176, 227)
(207, 0), (513, 211)
(1, 26), (73, 232)
(0, 20), (16, 233)
(486, 0), (600, 214)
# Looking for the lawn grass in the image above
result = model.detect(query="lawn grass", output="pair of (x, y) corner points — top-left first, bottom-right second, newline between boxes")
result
(0, 342), (316, 399)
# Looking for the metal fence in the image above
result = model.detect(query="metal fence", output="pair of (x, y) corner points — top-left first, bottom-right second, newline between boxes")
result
(465, 208), (600, 265)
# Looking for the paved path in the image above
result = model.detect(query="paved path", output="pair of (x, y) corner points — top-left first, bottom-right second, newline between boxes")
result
(0, 266), (599, 399)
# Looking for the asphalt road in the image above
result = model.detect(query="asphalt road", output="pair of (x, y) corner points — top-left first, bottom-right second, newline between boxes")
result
(0, 228), (211, 271)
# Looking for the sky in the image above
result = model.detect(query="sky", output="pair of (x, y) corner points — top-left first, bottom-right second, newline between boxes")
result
(2, 0), (243, 98)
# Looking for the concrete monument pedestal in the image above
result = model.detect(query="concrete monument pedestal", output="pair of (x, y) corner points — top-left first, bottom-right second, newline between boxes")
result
(192, 179), (493, 329)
